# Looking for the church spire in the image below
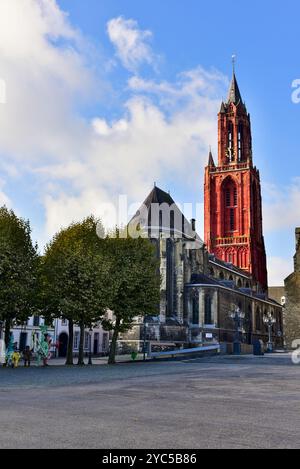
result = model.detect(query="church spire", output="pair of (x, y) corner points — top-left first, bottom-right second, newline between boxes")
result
(227, 55), (243, 105)
(227, 72), (243, 105)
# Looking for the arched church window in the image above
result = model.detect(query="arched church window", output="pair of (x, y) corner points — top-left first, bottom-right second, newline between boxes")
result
(219, 271), (224, 280)
(204, 294), (212, 325)
(159, 210), (163, 234)
(230, 208), (235, 231)
(234, 188), (238, 206)
(226, 189), (231, 207)
(238, 123), (243, 161)
(227, 122), (234, 162)
(237, 279), (242, 288)
(256, 308), (261, 331)
(223, 178), (238, 235)
(192, 295), (199, 325)
(170, 210), (174, 236)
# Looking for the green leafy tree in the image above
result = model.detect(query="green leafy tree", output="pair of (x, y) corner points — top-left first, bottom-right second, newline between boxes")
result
(0, 207), (39, 346)
(41, 216), (111, 365)
(103, 233), (161, 365)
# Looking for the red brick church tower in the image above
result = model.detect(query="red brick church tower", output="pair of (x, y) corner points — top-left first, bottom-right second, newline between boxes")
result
(204, 70), (268, 290)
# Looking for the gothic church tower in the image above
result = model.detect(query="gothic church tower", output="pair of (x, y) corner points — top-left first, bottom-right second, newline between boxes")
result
(204, 71), (268, 290)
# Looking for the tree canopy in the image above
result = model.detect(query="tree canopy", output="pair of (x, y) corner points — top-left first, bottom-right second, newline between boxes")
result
(40, 216), (111, 364)
(0, 206), (39, 346)
(103, 233), (161, 364)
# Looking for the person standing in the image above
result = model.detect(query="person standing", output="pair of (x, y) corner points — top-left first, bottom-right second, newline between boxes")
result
(23, 346), (33, 367)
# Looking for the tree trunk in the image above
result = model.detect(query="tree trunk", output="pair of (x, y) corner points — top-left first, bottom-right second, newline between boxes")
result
(108, 317), (120, 365)
(65, 318), (74, 366)
(4, 319), (11, 348)
(77, 321), (85, 366)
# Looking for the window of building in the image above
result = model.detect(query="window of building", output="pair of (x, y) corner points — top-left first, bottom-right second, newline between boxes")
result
(223, 178), (238, 234)
(226, 189), (231, 207)
(33, 315), (40, 327)
(227, 122), (233, 162)
(192, 296), (199, 325)
(204, 295), (212, 325)
(159, 210), (163, 234)
(170, 210), (174, 236)
(84, 331), (90, 350)
(230, 208), (235, 231)
(61, 319), (68, 326)
(102, 333), (109, 352)
(256, 309), (261, 331)
(73, 331), (79, 350)
(238, 123), (243, 161)
(234, 188), (238, 206)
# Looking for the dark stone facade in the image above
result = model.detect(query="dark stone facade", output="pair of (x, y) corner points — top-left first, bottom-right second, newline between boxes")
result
(121, 186), (284, 353)
(284, 228), (300, 348)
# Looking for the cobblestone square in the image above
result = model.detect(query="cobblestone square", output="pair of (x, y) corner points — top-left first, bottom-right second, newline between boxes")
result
(0, 353), (299, 449)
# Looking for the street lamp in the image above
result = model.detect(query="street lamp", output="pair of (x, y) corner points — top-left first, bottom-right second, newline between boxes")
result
(88, 328), (93, 365)
(229, 307), (245, 355)
(263, 312), (276, 353)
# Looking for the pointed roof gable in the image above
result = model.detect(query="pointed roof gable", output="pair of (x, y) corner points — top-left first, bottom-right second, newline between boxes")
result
(143, 185), (175, 208)
(220, 101), (226, 113)
(129, 185), (204, 247)
(208, 150), (215, 167)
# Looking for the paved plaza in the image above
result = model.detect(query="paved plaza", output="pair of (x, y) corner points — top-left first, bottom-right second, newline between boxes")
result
(0, 353), (299, 449)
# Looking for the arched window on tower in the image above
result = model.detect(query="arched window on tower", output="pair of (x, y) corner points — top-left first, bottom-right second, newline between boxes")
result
(252, 182), (260, 238)
(227, 122), (234, 162)
(238, 122), (243, 161)
(223, 178), (238, 235)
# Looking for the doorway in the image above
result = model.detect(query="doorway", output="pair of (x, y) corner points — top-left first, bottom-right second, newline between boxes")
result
(93, 333), (99, 355)
(19, 332), (27, 352)
(58, 332), (68, 358)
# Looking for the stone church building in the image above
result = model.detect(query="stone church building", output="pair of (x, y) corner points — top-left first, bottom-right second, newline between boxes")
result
(119, 71), (284, 354)
(284, 228), (300, 348)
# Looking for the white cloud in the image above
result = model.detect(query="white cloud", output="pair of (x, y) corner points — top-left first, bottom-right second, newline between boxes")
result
(0, 2), (227, 250)
(107, 16), (156, 72)
(0, 2), (293, 289)
(0, 0), (100, 166)
(263, 179), (300, 232)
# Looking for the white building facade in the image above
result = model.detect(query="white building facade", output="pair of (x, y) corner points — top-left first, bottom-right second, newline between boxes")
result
(4, 317), (109, 358)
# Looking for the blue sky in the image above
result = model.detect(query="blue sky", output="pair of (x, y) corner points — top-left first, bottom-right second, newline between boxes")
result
(0, 0), (300, 285)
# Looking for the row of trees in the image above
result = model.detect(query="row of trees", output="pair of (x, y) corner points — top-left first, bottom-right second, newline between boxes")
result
(0, 207), (160, 364)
